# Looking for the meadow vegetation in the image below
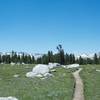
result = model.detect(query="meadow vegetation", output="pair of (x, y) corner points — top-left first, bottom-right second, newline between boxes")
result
(80, 65), (100, 100)
(0, 64), (74, 100)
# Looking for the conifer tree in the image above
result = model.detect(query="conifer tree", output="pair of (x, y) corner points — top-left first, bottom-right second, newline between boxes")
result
(42, 54), (48, 64)
(94, 53), (99, 64)
(48, 51), (54, 63)
(0, 54), (2, 63)
(65, 53), (70, 64)
(36, 57), (42, 64)
(79, 56), (84, 65)
(32, 56), (35, 64)
(56, 44), (65, 64)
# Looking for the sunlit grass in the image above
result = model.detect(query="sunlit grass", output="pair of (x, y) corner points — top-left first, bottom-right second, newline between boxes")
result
(80, 65), (100, 100)
(0, 64), (74, 100)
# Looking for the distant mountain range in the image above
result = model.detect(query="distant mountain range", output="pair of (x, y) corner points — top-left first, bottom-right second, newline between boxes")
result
(0, 52), (44, 60)
(76, 53), (100, 59)
(0, 52), (100, 60)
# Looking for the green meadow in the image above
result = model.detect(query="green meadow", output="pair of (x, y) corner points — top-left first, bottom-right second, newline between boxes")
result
(0, 64), (74, 100)
(80, 65), (100, 100)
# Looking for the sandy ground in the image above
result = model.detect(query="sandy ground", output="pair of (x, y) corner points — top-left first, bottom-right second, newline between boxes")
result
(72, 68), (84, 100)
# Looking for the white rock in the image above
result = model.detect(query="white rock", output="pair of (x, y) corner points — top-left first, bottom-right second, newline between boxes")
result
(16, 63), (20, 65)
(62, 65), (66, 68)
(32, 64), (49, 75)
(26, 64), (50, 78)
(50, 69), (56, 72)
(96, 69), (100, 72)
(11, 62), (15, 66)
(40, 77), (46, 80)
(0, 97), (18, 100)
(48, 63), (60, 69)
(67, 64), (80, 69)
(22, 62), (25, 65)
(26, 72), (37, 78)
(35, 74), (43, 78)
(43, 73), (53, 77)
(26, 63), (60, 78)
(13, 74), (19, 78)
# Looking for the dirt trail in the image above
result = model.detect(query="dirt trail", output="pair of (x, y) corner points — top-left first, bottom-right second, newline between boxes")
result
(72, 68), (84, 100)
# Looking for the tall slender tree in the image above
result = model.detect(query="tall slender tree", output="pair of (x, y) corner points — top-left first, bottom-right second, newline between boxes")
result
(48, 51), (54, 63)
(56, 44), (65, 64)
(65, 53), (70, 64)
(79, 56), (84, 65)
(0, 54), (2, 63)
(36, 57), (42, 64)
(94, 53), (99, 64)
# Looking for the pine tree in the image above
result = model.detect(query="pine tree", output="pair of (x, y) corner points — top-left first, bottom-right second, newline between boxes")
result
(98, 52), (100, 64)
(21, 53), (25, 64)
(36, 57), (42, 64)
(99, 56), (100, 64)
(75, 58), (79, 64)
(14, 52), (18, 63)
(72, 54), (75, 64)
(27, 55), (32, 64)
(11, 50), (15, 63)
(11, 51), (18, 63)
(6, 55), (11, 64)
(87, 58), (93, 64)
(56, 44), (65, 64)
(48, 51), (54, 63)
(65, 53), (70, 64)
(2, 55), (6, 63)
(69, 54), (73, 64)
(53, 53), (60, 63)
(79, 56), (84, 65)
(24, 55), (28, 64)
(42, 54), (49, 64)
(94, 53), (99, 64)
(32, 56), (35, 64)
(0, 54), (2, 63)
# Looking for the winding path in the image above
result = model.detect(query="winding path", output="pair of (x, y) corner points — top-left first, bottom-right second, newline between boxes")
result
(72, 68), (84, 100)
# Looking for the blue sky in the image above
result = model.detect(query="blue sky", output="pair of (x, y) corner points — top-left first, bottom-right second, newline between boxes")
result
(0, 0), (100, 54)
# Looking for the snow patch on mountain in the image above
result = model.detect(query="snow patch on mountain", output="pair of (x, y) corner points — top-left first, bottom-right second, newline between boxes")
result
(76, 53), (95, 59)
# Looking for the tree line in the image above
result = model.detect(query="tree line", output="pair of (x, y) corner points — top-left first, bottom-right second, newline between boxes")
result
(36, 45), (100, 65)
(0, 45), (100, 65)
(0, 51), (35, 64)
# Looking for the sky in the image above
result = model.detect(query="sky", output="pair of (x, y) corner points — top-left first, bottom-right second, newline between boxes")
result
(0, 0), (100, 54)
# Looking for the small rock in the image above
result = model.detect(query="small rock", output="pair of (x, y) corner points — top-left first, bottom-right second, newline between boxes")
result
(96, 69), (100, 72)
(13, 74), (19, 78)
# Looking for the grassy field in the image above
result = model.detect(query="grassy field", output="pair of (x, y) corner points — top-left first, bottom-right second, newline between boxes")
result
(80, 65), (100, 100)
(0, 64), (74, 100)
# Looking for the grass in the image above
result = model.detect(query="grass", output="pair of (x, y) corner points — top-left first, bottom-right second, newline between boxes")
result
(80, 65), (100, 100)
(0, 64), (74, 100)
